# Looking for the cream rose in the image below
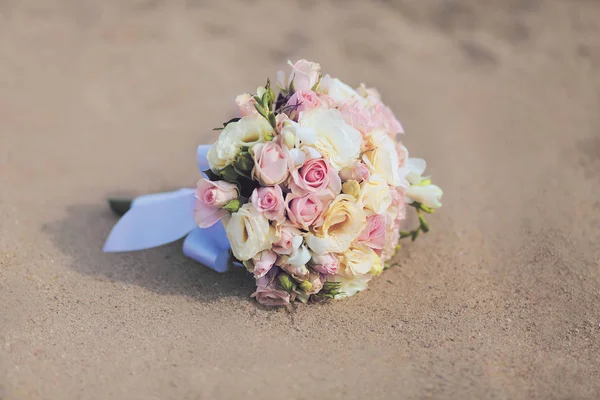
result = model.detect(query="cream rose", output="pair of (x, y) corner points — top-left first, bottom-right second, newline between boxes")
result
(359, 174), (392, 215)
(299, 108), (362, 170)
(340, 244), (380, 277)
(223, 204), (274, 261)
(327, 273), (372, 299)
(362, 130), (402, 187)
(207, 116), (275, 171)
(305, 194), (366, 254)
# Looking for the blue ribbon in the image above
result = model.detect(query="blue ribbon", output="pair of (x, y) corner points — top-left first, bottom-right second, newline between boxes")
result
(103, 144), (232, 273)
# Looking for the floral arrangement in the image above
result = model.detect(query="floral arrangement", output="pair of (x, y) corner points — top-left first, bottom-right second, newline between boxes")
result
(193, 60), (443, 306)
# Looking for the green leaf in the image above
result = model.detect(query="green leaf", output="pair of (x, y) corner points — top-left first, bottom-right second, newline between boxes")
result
(223, 199), (241, 213)
(233, 151), (254, 178)
(107, 198), (133, 216)
(278, 273), (294, 293)
(218, 165), (239, 183)
(203, 169), (220, 181)
(411, 229), (419, 241)
(419, 214), (430, 233)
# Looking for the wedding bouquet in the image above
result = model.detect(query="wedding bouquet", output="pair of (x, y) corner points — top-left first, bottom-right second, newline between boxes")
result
(194, 60), (442, 305)
(103, 60), (443, 306)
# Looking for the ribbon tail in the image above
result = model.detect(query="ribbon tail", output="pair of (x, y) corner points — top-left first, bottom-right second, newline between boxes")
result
(183, 223), (231, 273)
(103, 188), (197, 252)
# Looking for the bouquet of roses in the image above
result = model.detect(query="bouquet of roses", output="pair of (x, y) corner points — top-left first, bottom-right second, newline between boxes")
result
(191, 60), (443, 306)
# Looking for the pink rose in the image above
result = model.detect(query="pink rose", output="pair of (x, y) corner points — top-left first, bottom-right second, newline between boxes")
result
(272, 225), (301, 255)
(251, 186), (285, 222)
(288, 59), (321, 91)
(285, 192), (324, 230)
(339, 161), (370, 183)
(252, 250), (277, 278)
(358, 214), (386, 249)
(252, 140), (291, 185)
(193, 178), (238, 228)
(311, 253), (339, 275)
(290, 158), (341, 196)
(252, 270), (292, 307)
(235, 93), (258, 117)
(286, 89), (321, 118)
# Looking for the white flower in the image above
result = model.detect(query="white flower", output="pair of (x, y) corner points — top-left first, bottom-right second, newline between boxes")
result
(405, 158), (427, 185)
(207, 116), (274, 171)
(362, 130), (403, 187)
(403, 158), (443, 209)
(406, 184), (443, 209)
(223, 204), (274, 261)
(280, 120), (318, 148)
(299, 108), (362, 170)
(328, 273), (372, 299)
(287, 236), (311, 267)
(317, 75), (365, 104)
(359, 174), (392, 215)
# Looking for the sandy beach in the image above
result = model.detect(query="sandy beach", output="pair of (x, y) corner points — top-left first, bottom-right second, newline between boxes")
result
(1, 0), (599, 398)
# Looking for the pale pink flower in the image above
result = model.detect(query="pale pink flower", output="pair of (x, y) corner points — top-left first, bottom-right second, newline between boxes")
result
(387, 187), (406, 222)
(304, 273), (324, 295)
(286, 89), (321, 117)
(288, 60), (321, 91)
(290, 158), (341, 197)
(251, 186), (285, 223)
(358, 214), (386, 249)
(380, 227), (400, 262)
(311, 253), (339, 275)
(252, 140), (291, 185)
(396, 143), (408, 168)
(252, 270), (292, 307)
(285, 192), (324, 230)
(235, 93), (258, 117)
(193, 178), (238, 228)
(272, 225), (301, 255)
(338, 98), (374, 135)
(276, 113), (291, 133)
(252, 250), (277, 278)
(339, 161), (371, 183)
(371, 100), (404, 137)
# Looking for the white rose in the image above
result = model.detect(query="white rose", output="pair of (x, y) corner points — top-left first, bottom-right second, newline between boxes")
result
(306, 194), (366, 254)
(359, 174), (392, 215)
(318, 75), (365, 104)
(327, 273), (372, 299)
(362, 130), (402, 187)
(207, 116), (274, 171)
(299, 108), (362, 170)
(223, 204), (274, 261)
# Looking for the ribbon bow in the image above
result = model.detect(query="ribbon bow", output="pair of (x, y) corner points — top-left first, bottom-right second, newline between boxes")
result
(103, 145), (232, 272)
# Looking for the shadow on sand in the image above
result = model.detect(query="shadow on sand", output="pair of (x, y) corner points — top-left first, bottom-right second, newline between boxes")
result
(42, 203), (255, 302)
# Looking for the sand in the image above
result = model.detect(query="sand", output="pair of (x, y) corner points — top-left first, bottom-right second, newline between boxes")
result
(1, 0), (600, 398)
